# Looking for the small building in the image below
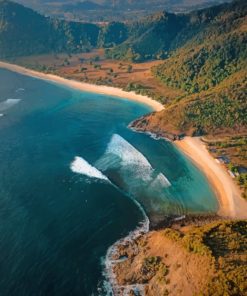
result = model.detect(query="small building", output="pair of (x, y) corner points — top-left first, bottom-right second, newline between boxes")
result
(216, 156), (230, 164)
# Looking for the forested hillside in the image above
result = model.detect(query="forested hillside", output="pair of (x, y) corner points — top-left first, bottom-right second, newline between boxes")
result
(0, 0), (131, 57)
(131, 0), (247, 137)
(105, 11), (186, 61)
(154, 0), (247, 93)
(107, 0), (245, 62)
(1, 0), (246, 137)
(14, 0), (230, 18)
(0, 0), (100, 57)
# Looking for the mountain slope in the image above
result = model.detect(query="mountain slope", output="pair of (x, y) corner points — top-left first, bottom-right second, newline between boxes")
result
(154, 0), (247, 93)
(0, 0), (100, 57)
(107, 0), (244, 62)
(1, 0), (246, 137)
(132, 0), (247, 137)
(14, 0), (230, 14)
(0, 0), (131, 57)
(106, 11), (186, 61)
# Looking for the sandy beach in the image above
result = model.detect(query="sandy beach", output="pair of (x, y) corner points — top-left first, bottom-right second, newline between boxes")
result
(1, 61), (246, 220)
(0, 61), (164, 112)
(176, 137), (247, 219)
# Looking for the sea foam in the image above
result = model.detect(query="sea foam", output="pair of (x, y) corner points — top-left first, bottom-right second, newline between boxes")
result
(16, 88), (25, 92)
(99, 134), (170, 295)
(0, 98), (21, 111)
(151, 172), (171, 188)
(96, 134), (171, 187)
(103, 197), (150, 296)
(70, 156), (108, 181)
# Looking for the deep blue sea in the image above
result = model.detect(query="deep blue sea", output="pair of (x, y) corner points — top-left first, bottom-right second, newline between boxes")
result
(0, 68), (218, 295)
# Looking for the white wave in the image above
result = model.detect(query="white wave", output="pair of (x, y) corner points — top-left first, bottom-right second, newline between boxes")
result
(174, 215), (186, 221)
(16, 88), (25, 92)
(0, 113), (4, 117)
(105, 134), (152, 168)
(96, 134), (154, 182)
(103, 198), (149, 296)
(96, 134), (171, 187)
(95, 135), (171, 294)
(0, 98), (21, 111)
(145, 131), (161, 140)
(70, 156), (108, 181)
(151, 172), (171, 188)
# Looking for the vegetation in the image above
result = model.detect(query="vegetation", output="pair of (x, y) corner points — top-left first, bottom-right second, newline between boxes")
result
(105, 11), (185, 62)
(133, 74), (247, 137)
(104, 0), (246, 62)
(132, 0), (247, 137)
(97, 22), (128, 48)
(1, 0), (246, 138)
(164, 220), (247, 296)
(114, 220), (247, 295)
(0, 0), (100, 57)
(153, 3), (247, 94)
(14, 0), (230, 23)
(206, 136), (247, 199)
(141, 256), (169, 284)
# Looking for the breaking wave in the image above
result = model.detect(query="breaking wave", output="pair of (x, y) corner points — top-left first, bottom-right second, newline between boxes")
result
(102, 198), (150, 296)
(96, 134), (171, 188)
(97, 134), (171, 295)
(151, 172), (171, 188)
(16, 88), (25, 92)
(70, 135), (172, 294)
(0, 98), (22, 112)
(70, 156), (108, 181)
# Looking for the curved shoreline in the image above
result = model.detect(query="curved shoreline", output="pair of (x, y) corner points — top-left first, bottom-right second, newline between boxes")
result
(0, 61), (164, 112)
(175, 137), (247, 219)
(1, 61), (246, 219)
(1, 60), (246, 295)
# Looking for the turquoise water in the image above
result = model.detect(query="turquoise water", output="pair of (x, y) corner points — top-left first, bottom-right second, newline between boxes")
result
(0, 68), (218, 295)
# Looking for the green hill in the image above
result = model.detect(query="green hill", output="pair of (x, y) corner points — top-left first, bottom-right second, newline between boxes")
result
(0, 0), (100, 57)
(154, 0), (247, 93)
(0, 0), (132, 57)
(1, 0), (246, 137)
(131, 0), (247, 137)
(105, 11), (186, 61)
(106, 0), (245, 62)
(14, 0), (230, 17)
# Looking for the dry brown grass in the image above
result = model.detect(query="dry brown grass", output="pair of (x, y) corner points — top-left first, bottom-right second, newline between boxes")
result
(10, 49), (183, 103)
(113, 220), (247, 296)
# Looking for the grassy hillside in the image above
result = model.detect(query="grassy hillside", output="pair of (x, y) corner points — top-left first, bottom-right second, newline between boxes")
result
(113, 220), (247, 295)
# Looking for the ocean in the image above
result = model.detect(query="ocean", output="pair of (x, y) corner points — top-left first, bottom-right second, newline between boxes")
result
(0, 68), (218, 295)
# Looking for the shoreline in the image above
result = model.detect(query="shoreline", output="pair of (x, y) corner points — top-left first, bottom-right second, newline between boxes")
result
(1, 60), (246, 295)
(1, 61), (246, 220)
(175, 137), (247, 219)
(0, 61), (164, 112)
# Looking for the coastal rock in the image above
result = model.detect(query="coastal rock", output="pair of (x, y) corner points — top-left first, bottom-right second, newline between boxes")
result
(111, 220), (247, 295)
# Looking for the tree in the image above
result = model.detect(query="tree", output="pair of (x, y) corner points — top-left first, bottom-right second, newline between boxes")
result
(127, 64), (133, 73)
(80, 67), (88, 73)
